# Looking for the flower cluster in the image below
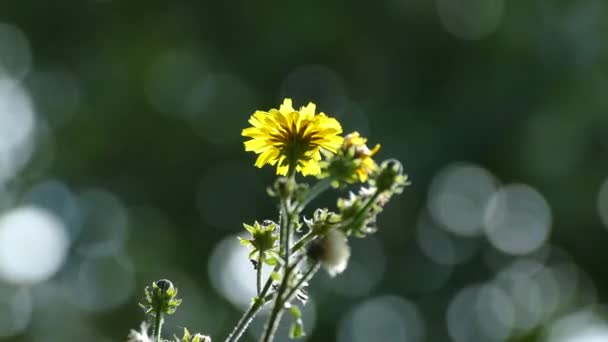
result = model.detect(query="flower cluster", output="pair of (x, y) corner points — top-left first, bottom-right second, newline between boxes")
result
(128, 98), (407, 342)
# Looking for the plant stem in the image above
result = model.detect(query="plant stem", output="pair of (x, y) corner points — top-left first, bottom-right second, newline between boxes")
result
(153, 310), (163, 342)
(283, 261), (320, 304)
(260, 267), (292, 342)
(291, 232), (314, 253)
(257, 253), (263, 295)
(279, 198), (292, 265)
(352, 190), (380, 226)
(260, 255), (307, 342)
(298, 178), (332, 212)
(225, 299), (263, 342)
(224, 264), (280, 342)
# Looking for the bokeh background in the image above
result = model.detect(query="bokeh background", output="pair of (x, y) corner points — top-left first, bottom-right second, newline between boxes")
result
(1, 0), (608, 341)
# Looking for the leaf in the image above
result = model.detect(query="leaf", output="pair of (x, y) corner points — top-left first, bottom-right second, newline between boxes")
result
(243, 223), (256, 234)
(289, 319), (305, 339)
(182, 327), (191, 342)
(238, 237), (252, 246)
(264, 256), (278, 266)
(289, 306), (302, 319)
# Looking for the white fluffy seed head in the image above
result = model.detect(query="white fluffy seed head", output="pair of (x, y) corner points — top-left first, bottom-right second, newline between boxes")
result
(126, 322), (152, 342)
(310, 229), (351, 277)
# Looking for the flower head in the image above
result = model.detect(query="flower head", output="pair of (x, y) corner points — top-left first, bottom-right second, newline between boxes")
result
(307, 230), (351, 277)
(320, 131), (381, 185)
(242, 98), (343, 176)
(342, 132), (381, 182)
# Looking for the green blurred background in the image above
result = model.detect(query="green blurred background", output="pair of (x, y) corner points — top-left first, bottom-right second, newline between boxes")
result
(1, 0), (608, 341)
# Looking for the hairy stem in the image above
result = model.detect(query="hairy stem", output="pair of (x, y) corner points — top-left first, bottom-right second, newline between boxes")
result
(260, 268), (292, 342)
(279, 198), (292, 265)
(260, 256), (307, 342)
(291, 232), (314, 253)
(224, 264), (280, 342)
(153, 310), (163, 342)
(283, 261), (320, 304)
(352, 190), (380, 226)
(225, 299), (263, 342)
(256, 253), (263, 295)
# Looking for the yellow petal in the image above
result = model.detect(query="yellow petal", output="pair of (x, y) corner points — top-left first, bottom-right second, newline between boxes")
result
(279, 98), (294, 115)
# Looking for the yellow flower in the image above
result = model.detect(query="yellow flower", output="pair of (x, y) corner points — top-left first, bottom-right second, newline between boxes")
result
(242, 98), (343, 176)
(343, 132), (381, 182)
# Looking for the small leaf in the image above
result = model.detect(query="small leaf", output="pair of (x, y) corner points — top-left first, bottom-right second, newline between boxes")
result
(243, 223), (256, 234)
(182, 327), (191, 342)
(265, 256), (278, 266)
(248, 250), (259, 260)
(289, 319), (305, 339)
(238, 237), (252, 246)
(271, 271), (281, 281)
(289, 306), (302, 319)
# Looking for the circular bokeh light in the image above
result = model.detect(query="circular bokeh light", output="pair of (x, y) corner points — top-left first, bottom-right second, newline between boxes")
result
(0, 206), (69, 285)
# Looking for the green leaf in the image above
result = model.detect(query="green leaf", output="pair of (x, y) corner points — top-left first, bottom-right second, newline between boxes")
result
(265, 256), (278, 265)
(248, 250), (257, 259)
(182, 327), (191, 342)
(243, 223), (256, 234)
(271, 271), (281, 281)
(238, 237), (252, 246)
(289, 319), (305, 339)
(289, 306), (302, 319)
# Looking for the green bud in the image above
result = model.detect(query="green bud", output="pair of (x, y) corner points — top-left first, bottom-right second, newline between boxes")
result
(274, 177), (296, 198)
(373, 159), (408, 194)
(241, 221), (278, 253)
(303, 208), (341, 236)
(240, 220), (279, 265)
(139, 279), (182, 316)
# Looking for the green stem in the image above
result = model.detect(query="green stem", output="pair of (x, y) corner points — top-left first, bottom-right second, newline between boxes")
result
(351, 190), (380, 226)
(260, 268), (292, 342)
(298, 178), (332, 212)
(224, 265), (280, 342)
(283, 261), (320, 304)
(287, 163), (297, 179)
(279, 198), (291, 264)
(225, 299), (263, 342)
(291, 232), (315, 253)
(256, 253), (263, 295)
(153, 310), (163, 342)
(260, 256), (306, 342)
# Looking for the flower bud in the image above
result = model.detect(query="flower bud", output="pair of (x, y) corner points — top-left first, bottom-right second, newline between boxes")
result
(140, 278), (182, 316)
(272, 177), (296, 198)
(320, 132), (380, 185)
(374, 159), (408, 193)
